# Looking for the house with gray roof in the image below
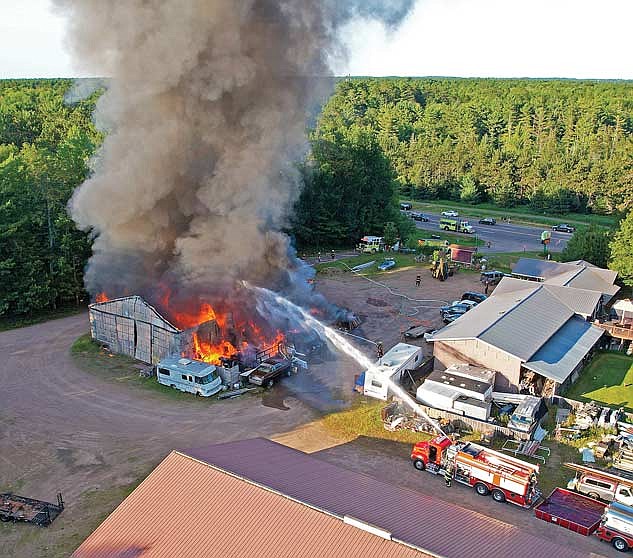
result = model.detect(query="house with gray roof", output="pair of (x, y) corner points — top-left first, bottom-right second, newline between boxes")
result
(511, 258), (619, 303)
(432, 276), (605, 396)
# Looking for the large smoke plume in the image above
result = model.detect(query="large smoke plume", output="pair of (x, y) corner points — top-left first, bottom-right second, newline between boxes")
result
(54, 0), (415, 307)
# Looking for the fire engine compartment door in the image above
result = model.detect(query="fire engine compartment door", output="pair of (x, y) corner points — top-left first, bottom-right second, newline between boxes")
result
(135, 321), (152, 363)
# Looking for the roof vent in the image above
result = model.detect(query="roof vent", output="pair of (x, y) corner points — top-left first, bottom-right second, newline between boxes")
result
(343, 516), (392, 540)
(178, 358), (191, 365)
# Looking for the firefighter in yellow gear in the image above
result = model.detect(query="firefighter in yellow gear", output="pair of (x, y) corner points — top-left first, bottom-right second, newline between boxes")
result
(444, 465), (453, 487)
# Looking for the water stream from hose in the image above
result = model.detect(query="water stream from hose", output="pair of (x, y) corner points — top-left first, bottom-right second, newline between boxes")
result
(248, 283), (445, 436)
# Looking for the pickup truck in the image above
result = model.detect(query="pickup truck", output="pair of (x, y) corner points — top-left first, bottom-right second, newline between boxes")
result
(596, 501), (633, 552)
(246, 358), (292, 388)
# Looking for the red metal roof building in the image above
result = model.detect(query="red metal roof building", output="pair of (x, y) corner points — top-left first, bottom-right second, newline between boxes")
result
(74, 438), (593, 558)
(72, 450), (429, 558)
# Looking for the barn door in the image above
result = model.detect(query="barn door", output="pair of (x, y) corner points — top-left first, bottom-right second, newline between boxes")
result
(115, 316), (135, 358)
(135, 321), (152, 363)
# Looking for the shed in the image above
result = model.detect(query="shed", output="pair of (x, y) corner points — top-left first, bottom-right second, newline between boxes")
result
(449, 244), (476, 265)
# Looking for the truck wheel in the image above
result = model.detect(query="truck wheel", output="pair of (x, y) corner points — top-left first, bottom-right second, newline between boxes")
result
(413, 459), (425, 471)
(0, 515), (10, 522)
(475, 483), (490, 496)
(613, 537), (629, 552)
(265, 379), (274, 389)
(491, 489), (506, 503)
(587, 492), (600, 500)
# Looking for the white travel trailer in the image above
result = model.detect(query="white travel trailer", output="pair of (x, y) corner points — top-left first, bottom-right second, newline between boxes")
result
(363, 343), (423, 400)
(156, 356), (223, 397)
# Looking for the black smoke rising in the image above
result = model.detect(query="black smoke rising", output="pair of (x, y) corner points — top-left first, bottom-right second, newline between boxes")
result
(54, 0), (415, 309)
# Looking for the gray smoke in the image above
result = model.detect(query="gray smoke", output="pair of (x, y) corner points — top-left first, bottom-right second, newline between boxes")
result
(54, 0), (415, 305)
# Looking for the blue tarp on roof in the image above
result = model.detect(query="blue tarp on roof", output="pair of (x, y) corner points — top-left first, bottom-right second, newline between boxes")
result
(524, 316), (604, 383)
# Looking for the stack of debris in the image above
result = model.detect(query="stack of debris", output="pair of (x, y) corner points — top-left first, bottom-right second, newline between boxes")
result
(572, 401), (620, 430)
(613, 421), (633, 473)
(381, 402), (462, 435)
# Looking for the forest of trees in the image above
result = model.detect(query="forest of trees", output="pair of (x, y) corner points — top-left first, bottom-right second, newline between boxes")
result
(304, 78), (633, 215)
(1, 78), (633, 319)
(0, 79), (101, 317)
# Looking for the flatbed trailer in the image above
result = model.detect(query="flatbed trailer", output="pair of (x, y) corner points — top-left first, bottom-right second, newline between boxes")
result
(534, 488), (605, 536)
(0, 492), (64, 526)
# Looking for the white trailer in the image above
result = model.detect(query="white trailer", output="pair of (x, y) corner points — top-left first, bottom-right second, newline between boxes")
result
(363, 343), (423, 401)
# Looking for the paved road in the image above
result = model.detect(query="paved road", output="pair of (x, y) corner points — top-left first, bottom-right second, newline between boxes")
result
(411, 212), (573, 253)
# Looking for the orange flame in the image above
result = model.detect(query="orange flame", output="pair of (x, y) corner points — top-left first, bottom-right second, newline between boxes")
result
(192, 333), (240, 365)
(95, 292), (109, 303)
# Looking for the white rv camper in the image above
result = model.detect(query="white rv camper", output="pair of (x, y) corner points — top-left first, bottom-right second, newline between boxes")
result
(363, 343), (423, 400)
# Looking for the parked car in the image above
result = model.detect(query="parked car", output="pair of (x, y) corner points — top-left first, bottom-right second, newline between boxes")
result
(461, 291), (488, 304)
(411, 211), (429, 222)
(552, 223), (576, 233)
(247, 358), (292, 388)
(441, 210), (459, 217)
(378, 258), (396, 271)
(400, 202), (413, 211)
(478, 217), (496, 225)
(449, 299), (478, 310)
(440, 302), (471, 316)
(480, 270), (506, 285)
(442, 312), (463, 324)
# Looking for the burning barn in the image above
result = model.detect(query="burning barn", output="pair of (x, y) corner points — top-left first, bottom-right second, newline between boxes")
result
(89, 295), (210, 365)
(88, 294), (284, 369)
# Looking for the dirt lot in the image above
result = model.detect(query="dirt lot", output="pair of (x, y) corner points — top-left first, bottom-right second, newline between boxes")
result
(0, 267), (609, 557)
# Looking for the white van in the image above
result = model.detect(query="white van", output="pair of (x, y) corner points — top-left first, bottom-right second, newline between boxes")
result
(156, 356), (223, 397)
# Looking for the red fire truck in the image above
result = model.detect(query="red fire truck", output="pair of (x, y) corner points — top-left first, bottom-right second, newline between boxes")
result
(411, 435), (542, 507)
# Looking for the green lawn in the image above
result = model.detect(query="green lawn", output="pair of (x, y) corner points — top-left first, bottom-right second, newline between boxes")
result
(315, 252), (420, 275)
(409, 227), (484, 248)
(402, 199), (616, 230)
(566, 351), (633, 411)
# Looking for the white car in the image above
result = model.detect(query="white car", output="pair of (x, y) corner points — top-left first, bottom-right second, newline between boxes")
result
(441, 210), (459, 217)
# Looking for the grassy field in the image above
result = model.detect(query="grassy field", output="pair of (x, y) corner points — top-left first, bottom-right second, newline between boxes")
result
(322, 399), (432, 444)
(566, 351), (633, 411)
(315, 252), (420, 275)
(409, 227), (484, 248)
(403, 199), (617, 230)
(71, 334), (234, 404)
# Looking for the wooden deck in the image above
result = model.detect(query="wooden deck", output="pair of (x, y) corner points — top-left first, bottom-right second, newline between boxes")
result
(593, 320), (633, 341)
